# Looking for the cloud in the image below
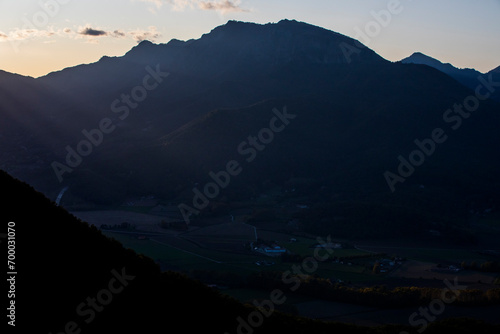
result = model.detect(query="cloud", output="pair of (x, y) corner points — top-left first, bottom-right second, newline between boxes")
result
(111, 30), (126, 38)
(0, 25), (161, 44)
(198, 0), (249, 13)
(130, 26), (161, 42)
(76, 26), (160, 43)
(136, 0), (248, 13)
(79, 27), (108, 37)
(0, 28), (59, 42)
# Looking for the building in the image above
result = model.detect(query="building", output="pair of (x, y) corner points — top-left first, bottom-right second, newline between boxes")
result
(263, 246), (287, 254)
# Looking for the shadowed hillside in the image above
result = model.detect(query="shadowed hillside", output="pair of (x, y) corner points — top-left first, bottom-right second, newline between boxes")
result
(3, 170), (500, 333)
(1, 169), (372, 333)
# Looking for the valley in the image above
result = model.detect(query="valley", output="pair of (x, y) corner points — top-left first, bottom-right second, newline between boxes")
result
(70, 190), (500, 327)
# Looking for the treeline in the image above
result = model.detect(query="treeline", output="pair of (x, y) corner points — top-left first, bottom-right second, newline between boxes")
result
(246, 271), (500, 308)
(190, 269), (500, 308)
(461, 261), (500, 273)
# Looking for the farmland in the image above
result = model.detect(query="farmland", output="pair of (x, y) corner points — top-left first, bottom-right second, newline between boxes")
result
(72, 208), (500, 326)
(72, 209), (500, 287)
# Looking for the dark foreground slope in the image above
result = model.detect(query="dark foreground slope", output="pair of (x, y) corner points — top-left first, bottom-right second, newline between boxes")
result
(0, 169), (365, 333)
(2, 173), (499, 334)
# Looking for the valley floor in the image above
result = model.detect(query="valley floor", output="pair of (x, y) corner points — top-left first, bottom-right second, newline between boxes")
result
(71, 209), (500, 327)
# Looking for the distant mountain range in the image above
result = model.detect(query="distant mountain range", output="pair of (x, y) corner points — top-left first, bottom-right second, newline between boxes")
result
(401, 52), (500, 102)
(1, 20), (499, 239)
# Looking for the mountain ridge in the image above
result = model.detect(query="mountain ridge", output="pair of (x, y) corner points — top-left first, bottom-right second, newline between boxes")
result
(40, 19), (385, 86)
(402, 52), (481, 73)
(401, 52), (500, 102)
(1, 20), (499, 239)
(490, 65), (500, 74)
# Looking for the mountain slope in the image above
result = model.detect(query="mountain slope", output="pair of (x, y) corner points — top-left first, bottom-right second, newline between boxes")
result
(129, 73), (500, 238)
(490, 66), (500, 74)
(401, 52), (481, 78)
(401, 52), (500, 102)
(5, 169), (391, 333)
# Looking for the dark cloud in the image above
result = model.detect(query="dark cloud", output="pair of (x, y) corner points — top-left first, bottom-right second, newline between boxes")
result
(79, 27), (107, 37)
(111, 30), (126, 38)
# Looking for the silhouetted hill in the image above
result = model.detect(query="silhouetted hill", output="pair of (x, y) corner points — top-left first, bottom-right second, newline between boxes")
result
(401, 52), (500, 102)
(401, 52), (481, 78)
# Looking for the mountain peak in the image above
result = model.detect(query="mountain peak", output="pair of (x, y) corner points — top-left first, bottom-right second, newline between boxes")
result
(402, 52), (481, 73)
(402, 52), (445, 67)
(209, 19), (258, 33)
(400, 52), (498, 101)
(124, 39), (163, 60)
(277, 18), (304, 25)
(135, 39), (156, 49)
(225, 19), (251, 26)
(198, 20), (384, 66)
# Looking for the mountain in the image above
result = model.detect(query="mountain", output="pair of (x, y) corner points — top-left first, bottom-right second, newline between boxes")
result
(0, 19), (386, 199)
(401, 52), (500, 102)
(401, 52), (481, 78)
(1, 20), (500, 239)
(0, 70), (71, 192)
(40, 20), (383, 88)
(137, 79), (500, 238)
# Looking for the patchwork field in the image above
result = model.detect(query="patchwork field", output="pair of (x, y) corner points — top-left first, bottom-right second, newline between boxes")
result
(77, 209), (499, 289)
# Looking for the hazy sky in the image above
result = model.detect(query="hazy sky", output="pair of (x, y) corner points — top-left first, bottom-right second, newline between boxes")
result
(1, 0), (499, 77)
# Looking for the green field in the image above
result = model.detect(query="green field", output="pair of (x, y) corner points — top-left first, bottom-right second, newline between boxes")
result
(104, 229), (380, 282)
(104, 221), (500, 288)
